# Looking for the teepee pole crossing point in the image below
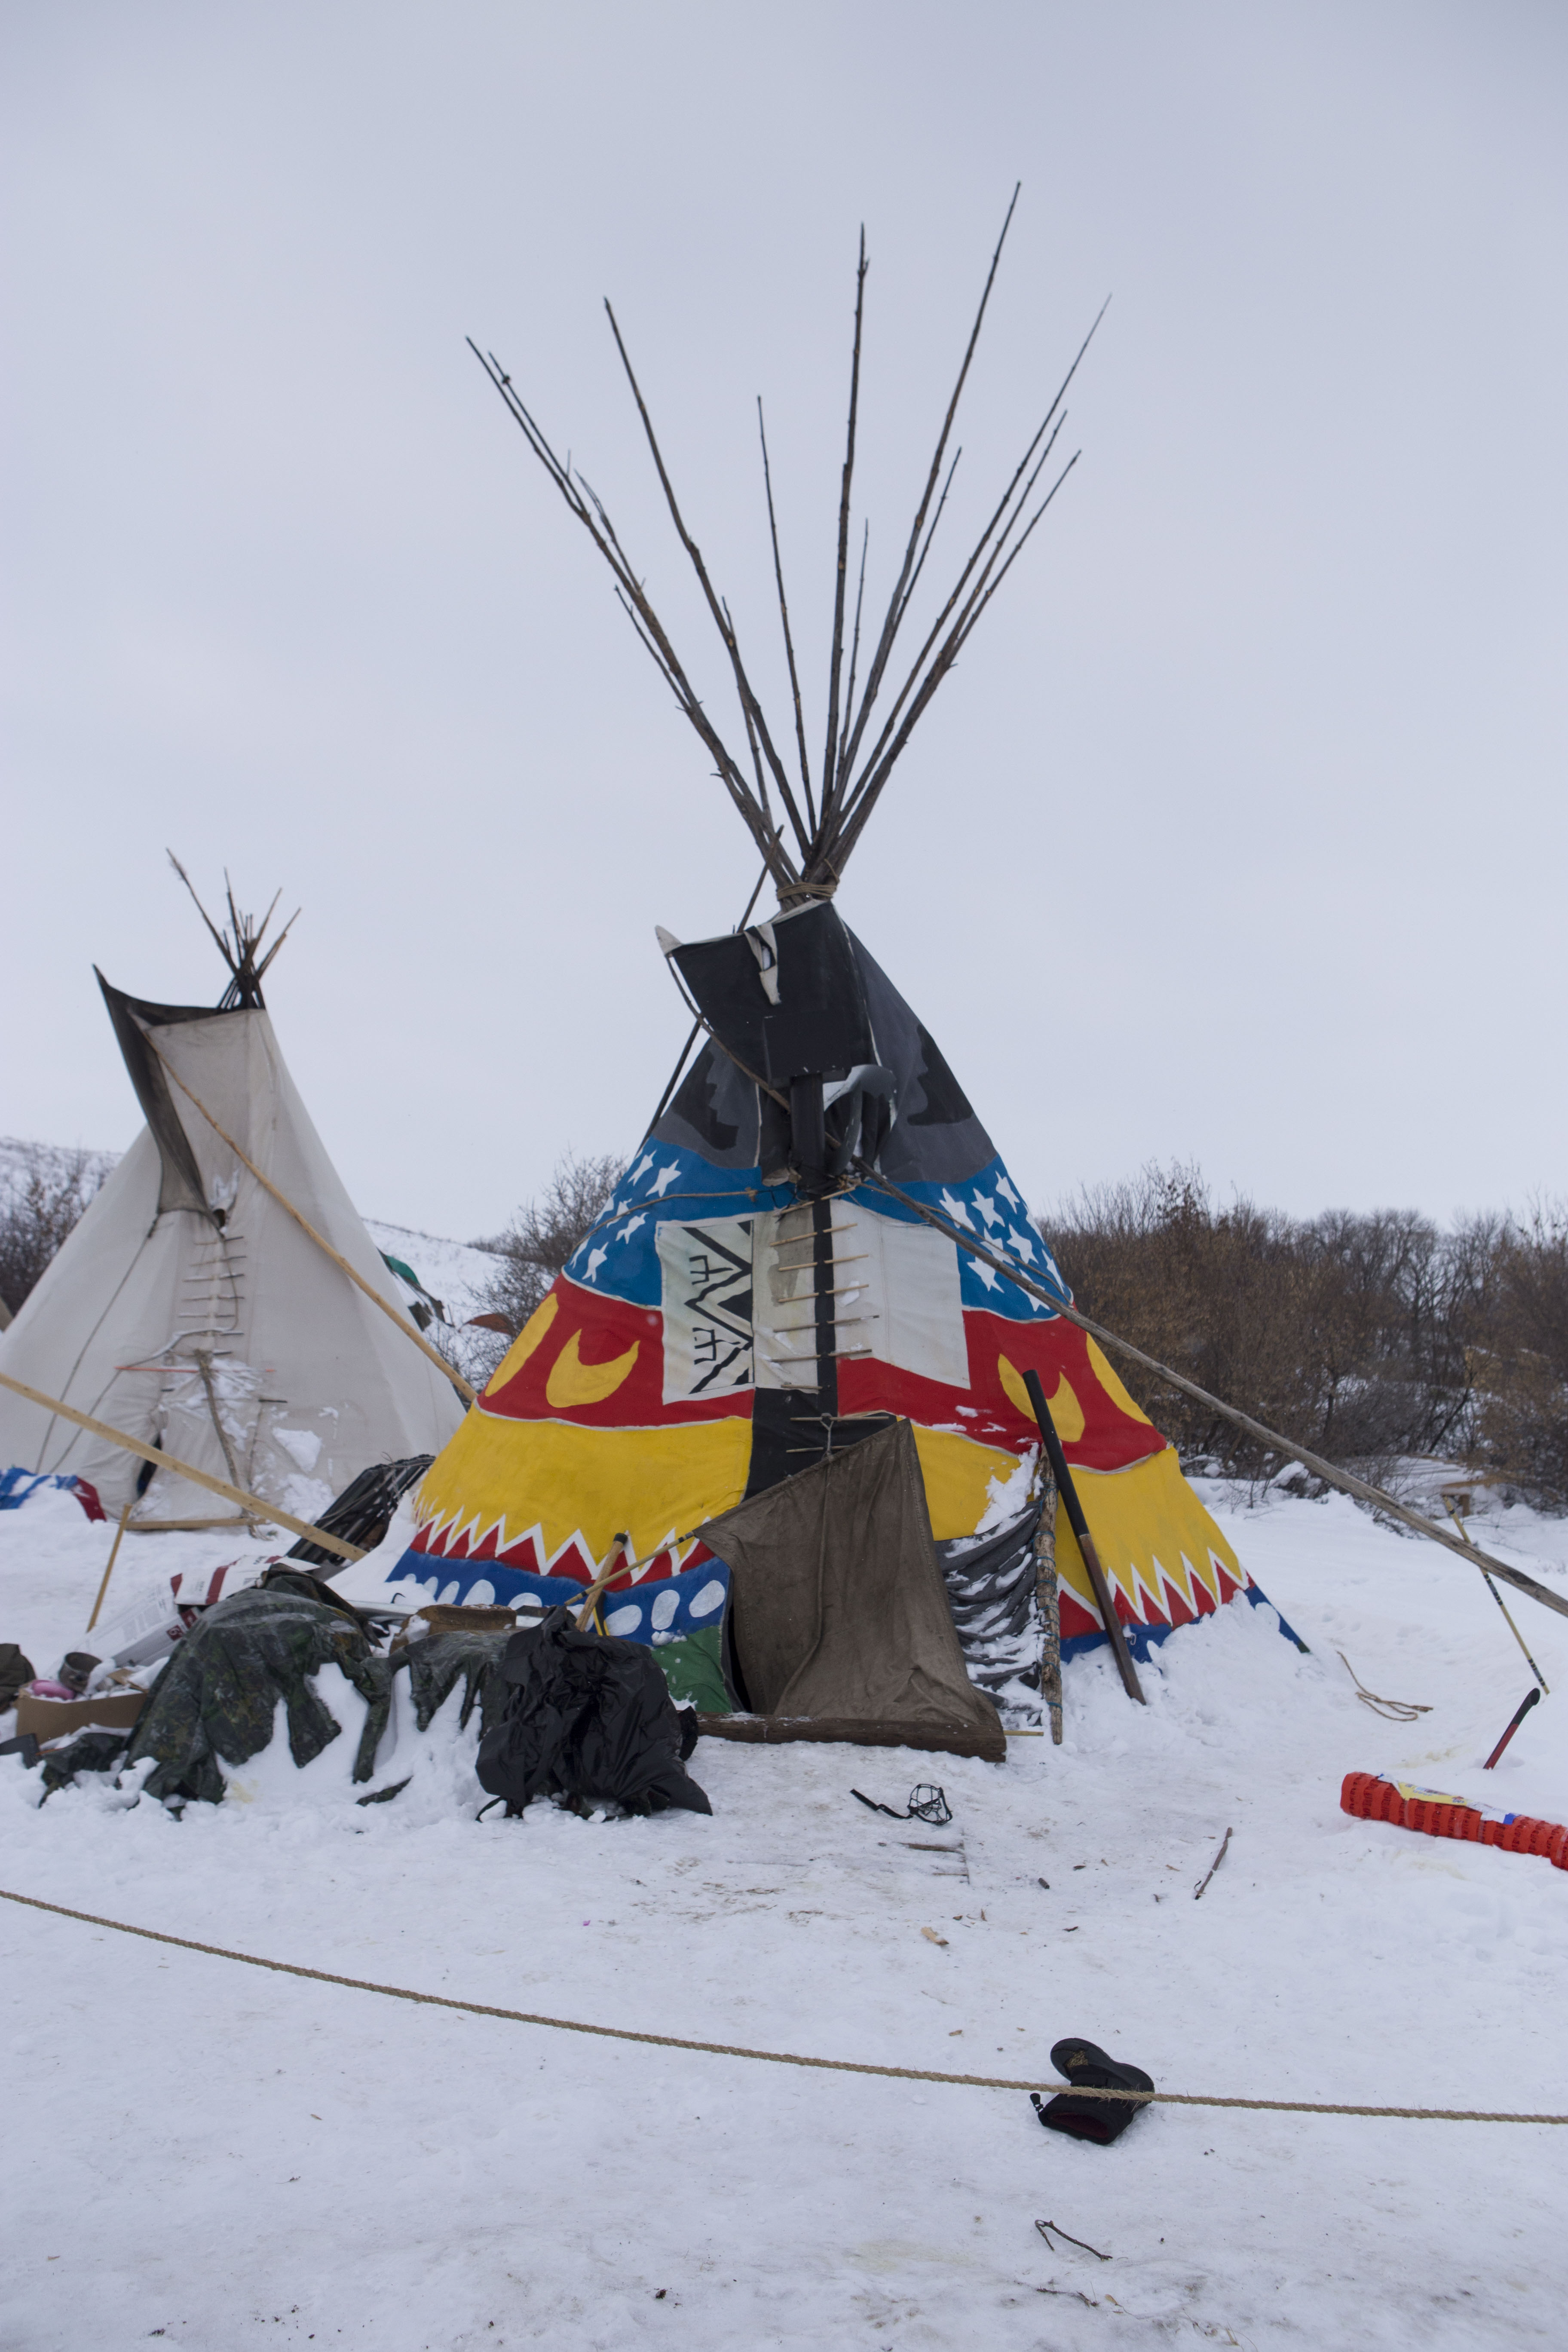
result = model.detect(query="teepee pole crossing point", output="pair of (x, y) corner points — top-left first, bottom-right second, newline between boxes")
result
(575, 1533), (630, 1630)
(863, 1170), (1568, 1629)
(1022, 1366), (1145, 1705)
(140, 1032), (476, 1406)
(0, 1370), (367, 1563)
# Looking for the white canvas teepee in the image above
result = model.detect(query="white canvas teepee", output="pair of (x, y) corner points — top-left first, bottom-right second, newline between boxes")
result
(0, 897), (464, 1525)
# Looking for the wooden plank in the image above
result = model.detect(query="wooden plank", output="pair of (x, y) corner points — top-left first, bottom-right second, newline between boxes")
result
(694, 1712), (1006, 1763)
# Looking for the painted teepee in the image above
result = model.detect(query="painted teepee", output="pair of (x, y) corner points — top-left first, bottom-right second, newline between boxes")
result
(0, 876), (464, 1523)
(409, 898), (1265, 1667)
(394, 197), (1291, 1692)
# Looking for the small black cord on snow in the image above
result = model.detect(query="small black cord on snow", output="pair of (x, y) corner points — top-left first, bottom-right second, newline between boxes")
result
(851, 1783), (952, 1825)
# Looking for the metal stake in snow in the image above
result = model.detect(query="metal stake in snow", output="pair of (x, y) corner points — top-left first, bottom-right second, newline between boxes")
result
(1483, 1687), (1542, 1771)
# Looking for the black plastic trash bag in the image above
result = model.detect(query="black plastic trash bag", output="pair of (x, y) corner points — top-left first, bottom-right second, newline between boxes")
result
(476, 1606), (711, 1817)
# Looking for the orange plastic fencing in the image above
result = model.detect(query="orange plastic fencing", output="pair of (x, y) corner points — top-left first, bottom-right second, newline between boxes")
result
(1341, 1773), (1568, 1870)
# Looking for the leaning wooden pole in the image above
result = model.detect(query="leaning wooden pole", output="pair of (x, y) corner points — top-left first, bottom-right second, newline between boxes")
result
(864, 1170), (1568, 1627)
(0, 1370), (366, 1564)
(86, 1497), (134, 1632)
(1023, 1367), (1145, 1706)
(141, 1032), (475, 1405)
(1032, 1469), (1063, 1745)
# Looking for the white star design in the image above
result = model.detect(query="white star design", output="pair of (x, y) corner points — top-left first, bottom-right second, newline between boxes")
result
(630, 1153), (655, 1185)
(970, 1259), (1000, 1291)
(939, 1188), (974, 1230)
(1009, 1227), (1037, 1263)
(995, 1175), (1021, 1210)
(972, 1191), (1004, 1231)
(618, 1214), (647, 1242)
(584, 1247), (607, 1281)
(649, 1163), (681, 1199)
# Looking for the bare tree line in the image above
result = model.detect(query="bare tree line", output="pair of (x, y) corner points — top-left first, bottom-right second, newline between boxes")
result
(470, 1151), (625, 1355)
(0, 1142), (114, 1321)
(1040, 1163), (1568, 1501)
(7, 1138), (1568, 1508)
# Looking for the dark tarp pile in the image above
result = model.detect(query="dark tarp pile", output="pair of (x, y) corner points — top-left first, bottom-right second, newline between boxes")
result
(36, 1582), (519, 1804)
(104, 1579), (390, 1805)
(696, 1418), (1005, 1762)
(476, 1608), (711, 1816)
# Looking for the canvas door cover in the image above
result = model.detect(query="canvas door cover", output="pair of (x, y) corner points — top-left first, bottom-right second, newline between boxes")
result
(0, 978), (463, 1517)
(405, 899), (1278, 1669)
(697, 1417), (1003, 1756)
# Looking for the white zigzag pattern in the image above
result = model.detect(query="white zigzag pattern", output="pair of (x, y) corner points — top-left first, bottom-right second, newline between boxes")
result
(415, 1501), (701, 1583)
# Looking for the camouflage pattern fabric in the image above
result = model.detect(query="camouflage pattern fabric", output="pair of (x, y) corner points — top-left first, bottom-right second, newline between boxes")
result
(122, 1584), (394, 1805)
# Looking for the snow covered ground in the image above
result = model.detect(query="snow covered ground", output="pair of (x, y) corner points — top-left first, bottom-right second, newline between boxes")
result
(2, 1477), (1565, 2349)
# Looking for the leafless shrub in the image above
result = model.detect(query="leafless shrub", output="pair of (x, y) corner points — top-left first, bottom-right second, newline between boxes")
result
(0, 1143), (112, 1318)
(1470, 1198), (1568, 1504)
(474, 1150), (627, 1340)
(1038, 1163), (1497, 1483)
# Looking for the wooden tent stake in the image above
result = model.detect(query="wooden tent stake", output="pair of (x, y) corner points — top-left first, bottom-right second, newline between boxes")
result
(86, 1497), (134, 1632)
(1034, 1493), (1063, 1745)
(0, 1369), (366, 1563)
(1023, 1367), (1145, 1706)
(140, 1032), (475, 1405)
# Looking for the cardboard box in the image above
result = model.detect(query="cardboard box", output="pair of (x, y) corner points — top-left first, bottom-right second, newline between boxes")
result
(15, 1688), (147, 1742)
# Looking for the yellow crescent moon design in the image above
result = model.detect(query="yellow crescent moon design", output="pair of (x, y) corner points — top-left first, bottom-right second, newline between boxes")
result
(998, 1353), (1086, 1444)
(1087, 1336), (1152, 1425)
(489, 1291), (559, 1389)
(545, 1329), (641, 1410)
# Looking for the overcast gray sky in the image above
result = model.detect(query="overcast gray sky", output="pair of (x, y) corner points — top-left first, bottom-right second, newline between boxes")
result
(4, 2), (1565, 1242)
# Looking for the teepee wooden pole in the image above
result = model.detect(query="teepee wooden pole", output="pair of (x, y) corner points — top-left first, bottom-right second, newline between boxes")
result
(0, 1370), (366, 1562)
(140, 1034), (476, 1405)
(1023, 1368), (1145, 1706)
(1032, 1479), (1063, 1745)
(575, 1533), (630, 1630)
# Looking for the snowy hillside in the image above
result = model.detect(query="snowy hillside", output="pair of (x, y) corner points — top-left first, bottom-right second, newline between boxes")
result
(2, 1479), (1565, 2346)
(361, 1219), (502, 1326)
(0, 1136), (120, 1196)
